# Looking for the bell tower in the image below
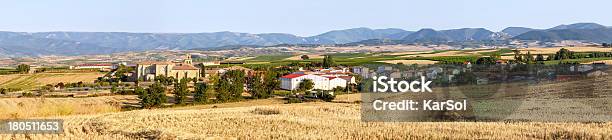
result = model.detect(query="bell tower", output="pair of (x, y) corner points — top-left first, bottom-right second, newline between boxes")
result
(184, 54), (192, 65)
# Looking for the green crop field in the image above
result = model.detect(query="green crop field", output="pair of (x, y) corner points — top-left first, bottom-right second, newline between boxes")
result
(247, 55), (294, 62)
(543, 57), (612, 65)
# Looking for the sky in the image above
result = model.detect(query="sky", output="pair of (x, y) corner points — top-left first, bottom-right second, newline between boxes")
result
(0, 0), (610, 36)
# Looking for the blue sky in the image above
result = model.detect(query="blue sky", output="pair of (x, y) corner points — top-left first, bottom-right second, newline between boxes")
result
(0, 0), (609, 36)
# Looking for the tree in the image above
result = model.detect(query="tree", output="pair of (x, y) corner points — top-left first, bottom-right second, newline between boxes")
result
(298, 79), (315, 92)
(524, 51), (534, 63)
(56, 82), (65, 89)
(535, 54), (545, 61)
(209, 74), (219, 85)
(555, 48), (573, 60)
(155, 75), (171, 86)
(194, 82), (209, 103)
(475, 57), (496, 65)
(136, 87), (152, 108)
(546, 54), (554, 61)
(512, 49), (522, 62)
(148, 83), (167, 107)
(322, 55), (336, 68)
(110, 85), (118, 94)
(16, 64), (30, 74)
(215, 70), (245, 102)
(173, 78), (189, 105)
(248, 74), (269, 99)
(301, 55), (310, 60)
(199, 64), (206, 78)
(263, 71), (280, 97)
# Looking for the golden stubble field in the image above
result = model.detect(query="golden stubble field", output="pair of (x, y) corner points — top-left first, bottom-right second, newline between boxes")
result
(0, 95), (135, 119)
(1, 101), (609, 140)
(0, 72), (104, 90)
(1, 84), (611, 140)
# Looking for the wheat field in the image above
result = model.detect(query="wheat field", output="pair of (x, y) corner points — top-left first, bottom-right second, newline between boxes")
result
(1, 101), (610, 139)
(0, 72), (104, 90)
(0, 96), (134, 119)
(0, 74), (610, 139)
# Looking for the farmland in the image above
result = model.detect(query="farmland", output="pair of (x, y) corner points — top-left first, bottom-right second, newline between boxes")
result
(0, 72), (104, 90)
(1, 99), (609, 139)
(229, 46), (612, 68)
(0, 76), (610, 139)
(0, 46), (611, 139)
(0, 95), (131, 119)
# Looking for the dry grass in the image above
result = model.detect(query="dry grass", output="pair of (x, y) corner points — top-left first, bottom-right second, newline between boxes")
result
(1, 102), (609, 139)
(0, 72), (104, 90)
(377, 60), (438, 65)
(0, 96), (131, 119)
(0, 78), (610, 139)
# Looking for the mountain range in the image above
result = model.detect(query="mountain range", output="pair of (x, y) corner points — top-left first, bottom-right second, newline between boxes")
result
(0, 23), (610, 56)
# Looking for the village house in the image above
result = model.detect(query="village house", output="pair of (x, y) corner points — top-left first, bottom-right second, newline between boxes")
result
(201, 61), (221, 66)
(280, 68), (356, 91)
(134, 55), (200, 81)
(352, 66), (370, 79)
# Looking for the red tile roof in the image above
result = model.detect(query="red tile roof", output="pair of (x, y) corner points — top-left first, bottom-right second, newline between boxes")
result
(172, 65), (199, 70)
(325, 76), (337, 80)
(281, 74), (305, 79)
(339, 76), (353, 81)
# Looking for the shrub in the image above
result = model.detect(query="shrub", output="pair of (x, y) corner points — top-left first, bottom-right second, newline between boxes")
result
(285, 98), (303, 104)
(22, 92), (35, 97)
(317, 91), (335, 102)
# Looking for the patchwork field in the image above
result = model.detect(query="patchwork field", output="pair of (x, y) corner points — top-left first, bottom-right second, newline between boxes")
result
(0, 72), (104, 90)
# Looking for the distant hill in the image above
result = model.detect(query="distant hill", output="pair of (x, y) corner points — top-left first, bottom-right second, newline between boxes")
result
(502, 27), (537, 37)
(0, 27), (421, 56)
(508, 23), (611, 42)
(0, 32), (115, 56)
(401, 28), (494, 42)
(1, 22), (611, 56)
(308, 28), (410, 44)
(549, 23), (607, 30)
(512, 28), (612, 42)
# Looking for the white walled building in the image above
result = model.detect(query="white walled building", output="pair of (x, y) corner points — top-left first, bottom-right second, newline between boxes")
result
(280, 73), (356, 91)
